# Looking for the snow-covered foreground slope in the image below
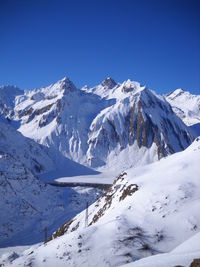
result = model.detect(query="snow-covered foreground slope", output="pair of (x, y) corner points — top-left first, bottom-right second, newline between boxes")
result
(122, 231), (200, 267)
(0, 120), (101, 247)
(5, 137), (200, 267)
(166, 88), (200, 126)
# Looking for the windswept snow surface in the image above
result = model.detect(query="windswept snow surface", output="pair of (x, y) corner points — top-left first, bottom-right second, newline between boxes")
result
(4, 138), (200, 267)
(122, 231), (200, 267)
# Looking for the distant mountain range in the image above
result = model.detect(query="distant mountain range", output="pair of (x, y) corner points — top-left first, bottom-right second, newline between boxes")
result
(1, 77), (199, 172)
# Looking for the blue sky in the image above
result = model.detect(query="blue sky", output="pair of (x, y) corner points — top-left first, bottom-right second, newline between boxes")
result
(0, 0), (200, 94)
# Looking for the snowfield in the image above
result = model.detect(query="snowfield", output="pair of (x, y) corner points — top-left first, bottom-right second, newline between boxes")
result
(2, 137), (199, 267)
(122, 231), (200, 267)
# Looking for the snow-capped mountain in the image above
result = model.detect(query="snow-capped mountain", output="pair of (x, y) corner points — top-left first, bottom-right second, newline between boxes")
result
(0, 120), (101, 247)
(85, 81), (193, 169)
(166, 88), (200, 126)
(4, 137), (200, 267)
(14, 77), (109, 165)
(82, 77), (118, 98)
(1, 77), (194, 172)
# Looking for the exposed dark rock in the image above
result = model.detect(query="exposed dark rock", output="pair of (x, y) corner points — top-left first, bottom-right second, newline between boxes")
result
(18, 107), (34, 118)
(71, 222), (80, 232)
(119, 184), (138, 201)
(27, 103), (54, 123)
(89, 172), (137, 225)
(101, 77), (117, 88)
(190, 259), (200, 267)
(113, 172), (127, 185)
(48, 219), (74, 241)
(128, 104), (136, 145)
(89, 186), (114, 225)
(136, 102), (145, 148)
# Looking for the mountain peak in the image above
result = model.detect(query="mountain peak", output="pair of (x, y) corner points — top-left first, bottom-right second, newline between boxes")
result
(60, 76), (70, 82)
(173, 88), (184, 95)
(57, 76), (77, 92)
(101, 77), (117, 88)
(167, 88), (184, 99)
(121, 79), (144, 94)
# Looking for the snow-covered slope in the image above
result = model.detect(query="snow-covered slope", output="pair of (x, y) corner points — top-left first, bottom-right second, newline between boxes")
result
(166, 88), (200, 126)
(0, 120), (101, 247)
(8, 77), (194, 171)
(122, 231), (200, 267)
(6, 137), (200, 267)
(0, 119), (55, 174)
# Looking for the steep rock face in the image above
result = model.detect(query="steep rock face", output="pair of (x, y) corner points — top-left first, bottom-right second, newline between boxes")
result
(87, 84), (193, 169)
(166, 89), (200, 126)
(101, 77), (117, 89)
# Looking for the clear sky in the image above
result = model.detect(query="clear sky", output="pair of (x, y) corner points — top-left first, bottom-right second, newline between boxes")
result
(0, 0), (200, 94)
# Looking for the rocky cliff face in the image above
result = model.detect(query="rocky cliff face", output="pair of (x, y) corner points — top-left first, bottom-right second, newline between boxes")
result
(86, 82), (193, 169)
